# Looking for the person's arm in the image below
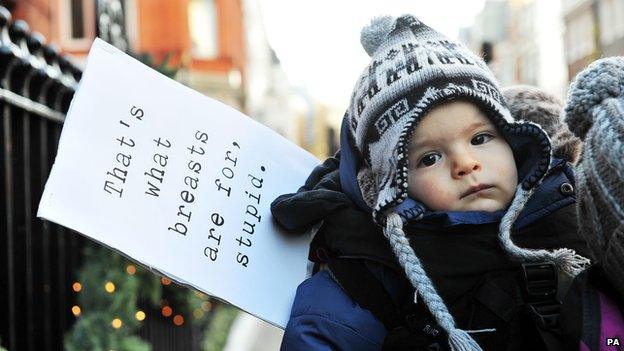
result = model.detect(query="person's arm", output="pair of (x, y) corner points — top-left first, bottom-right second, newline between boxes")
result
(280, 269), (386, 351)
(281, 313), (383, 351)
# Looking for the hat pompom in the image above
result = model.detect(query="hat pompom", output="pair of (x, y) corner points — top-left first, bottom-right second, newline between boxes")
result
(360, 16), (396, 57)
(564, 56), (624, 140)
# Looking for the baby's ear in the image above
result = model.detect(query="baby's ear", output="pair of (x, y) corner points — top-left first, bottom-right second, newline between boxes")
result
(503, 85), (582, 164)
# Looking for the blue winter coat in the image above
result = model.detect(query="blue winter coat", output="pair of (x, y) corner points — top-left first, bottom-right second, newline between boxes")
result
(271, 153), (589, 351)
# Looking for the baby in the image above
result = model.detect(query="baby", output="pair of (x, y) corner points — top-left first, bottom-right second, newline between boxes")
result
(272, 15), (591, 350)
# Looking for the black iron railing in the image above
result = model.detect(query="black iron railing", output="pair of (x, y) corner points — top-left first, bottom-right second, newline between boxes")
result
(0, 5), (85, 351)
(1, 3), (212, 350)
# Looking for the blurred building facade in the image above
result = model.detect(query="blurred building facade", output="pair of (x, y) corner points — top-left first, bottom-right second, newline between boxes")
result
(461, 0), (568, 98)
(8, 0), (336, 158)
(242, 0), (337, 158)
(242, 0), (297, 141)
(562, 0), (624, 80)
(11, 0), (246, 108)
(459, 1), (512, 84)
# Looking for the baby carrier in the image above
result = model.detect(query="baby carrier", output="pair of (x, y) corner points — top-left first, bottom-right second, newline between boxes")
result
(328, 259), (623, 350)
(323, 229), (624, 351)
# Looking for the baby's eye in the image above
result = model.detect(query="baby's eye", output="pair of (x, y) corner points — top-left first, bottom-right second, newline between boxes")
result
(471, 133), (494, 145)
(418, 153), (441, 167)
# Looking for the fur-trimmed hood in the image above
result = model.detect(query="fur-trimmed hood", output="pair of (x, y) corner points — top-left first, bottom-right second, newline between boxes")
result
(503, 85), (582, 165)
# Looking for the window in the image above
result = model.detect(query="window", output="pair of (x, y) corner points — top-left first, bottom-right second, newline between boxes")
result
(70, 0), (85, 38)
(581, 12), (596, 56)
(598, 0), (624, 45)
(188, 0), (219, 59)
(615, 0), (624, 37)
(566, 12), (595, 62)
(60, 0), (96, 49)
(600, 0), (616, 45)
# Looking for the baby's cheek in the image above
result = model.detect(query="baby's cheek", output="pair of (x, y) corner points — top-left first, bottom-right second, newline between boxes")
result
(417, 178), (455, 209)
(494, 144), (518, 180)
(495, 166), (512, 179)
(496, 155), (518, 187)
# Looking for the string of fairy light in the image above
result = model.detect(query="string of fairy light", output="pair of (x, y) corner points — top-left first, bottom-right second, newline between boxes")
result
(70, 264), (213, 328)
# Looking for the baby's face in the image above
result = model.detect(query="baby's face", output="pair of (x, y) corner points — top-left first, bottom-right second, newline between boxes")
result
(407, 100), (518, 212)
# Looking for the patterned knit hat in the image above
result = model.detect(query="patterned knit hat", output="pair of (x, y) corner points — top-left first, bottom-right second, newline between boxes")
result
(342, 15), (553, 222)
(338, 15), (591, 351)
(564, 56), (624, 297)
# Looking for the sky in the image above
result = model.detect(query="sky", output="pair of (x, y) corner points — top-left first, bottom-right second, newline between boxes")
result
(258, 0), (488, 107)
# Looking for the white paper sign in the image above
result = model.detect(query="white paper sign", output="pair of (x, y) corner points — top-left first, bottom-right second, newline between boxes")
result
(37, 38), (321, 328)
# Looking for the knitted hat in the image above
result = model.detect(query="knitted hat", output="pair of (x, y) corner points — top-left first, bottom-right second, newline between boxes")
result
(342, 15), (553, 222)
(338, 15), (591, 351)
(564, 56), (624, 297)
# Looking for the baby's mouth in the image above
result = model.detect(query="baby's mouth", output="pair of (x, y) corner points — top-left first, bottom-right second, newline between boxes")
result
(460, 184), (494, 199)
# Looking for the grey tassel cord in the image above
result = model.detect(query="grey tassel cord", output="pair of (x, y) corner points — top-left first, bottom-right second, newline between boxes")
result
(497, 184), (591, 276)
(384, 212), (486, 351)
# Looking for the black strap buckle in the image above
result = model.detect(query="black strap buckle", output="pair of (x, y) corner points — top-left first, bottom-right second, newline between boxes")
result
(520, 262), (561, 329)
(521, 262), (558, 302)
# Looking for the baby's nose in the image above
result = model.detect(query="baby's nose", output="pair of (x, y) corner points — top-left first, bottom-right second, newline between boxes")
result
(454, 159), (481, 178)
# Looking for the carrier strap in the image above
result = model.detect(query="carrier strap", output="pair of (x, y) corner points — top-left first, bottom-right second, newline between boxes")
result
(520, 262), (565, 351)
